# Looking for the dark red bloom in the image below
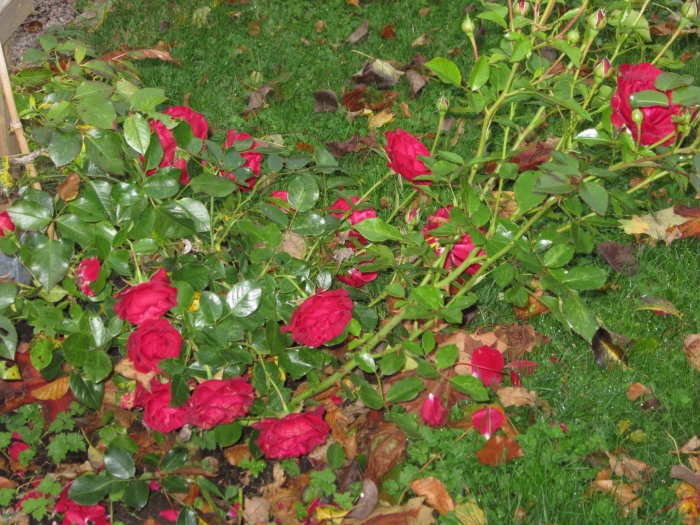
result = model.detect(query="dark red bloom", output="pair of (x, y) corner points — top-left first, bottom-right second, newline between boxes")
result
(76, 257), (100, 297)
(114, 268), (178, 325)
(136, 381), (186, 433)
(184, 378), (255, 430)
(281, 289), (353, 347)
(329, 196), (377, 247)
(0, 211), (15, 236)
(611, 63), (682, 146)
(54, 484), (111, 525)
(163, 105), (209, 140)
(384, 129), (432, 186)
(336, 264), (378, 287)
(253, 409), (329, 459)
(126, 318), (182, 373)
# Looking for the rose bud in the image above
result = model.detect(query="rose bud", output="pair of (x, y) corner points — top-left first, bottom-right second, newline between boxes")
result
(514, 0), (530, 17)
(566, 29), (581, 45)
(0, 211), (16, 237)
(587, 8), (606, 30)
(461, 14), (475, 36)
(594, 57), (612, 80)
(436, 97), (449, 113)
(682, 0), (699, 19)
(631, 108), (644, 125)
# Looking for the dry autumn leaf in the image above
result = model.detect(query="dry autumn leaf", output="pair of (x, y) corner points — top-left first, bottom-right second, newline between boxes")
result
(368, 108), (395, 129)
(32, 375), (70, 400)
(684, 334), (700, 372)
(606, 452), (654, 481)
(380, 24), (396, 39)
(596, 241), (639, 275)
(589, 473), (642, 515)
(497, 386), (538, 407)
(410, 477), (455, 515)
(57, 173), (81, 201)
(626, 382), (652, 401)
(476, 435), (524, 466)
(343, 497), (434, 525)
(454, 498), (488, 525)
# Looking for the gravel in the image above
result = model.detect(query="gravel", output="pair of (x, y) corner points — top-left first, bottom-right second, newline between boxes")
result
(6, 0), (79, 64)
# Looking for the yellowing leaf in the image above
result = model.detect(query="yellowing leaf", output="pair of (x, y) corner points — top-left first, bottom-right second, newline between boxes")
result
(637, 297), (681, 318)
(410, 476), (454, 515)
(454, 498), (488, 525)
(32, 375), (70, 400)
(368, 108), (395, 129)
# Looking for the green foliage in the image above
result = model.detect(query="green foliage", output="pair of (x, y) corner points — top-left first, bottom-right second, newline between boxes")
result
(46, 432), (87, 464)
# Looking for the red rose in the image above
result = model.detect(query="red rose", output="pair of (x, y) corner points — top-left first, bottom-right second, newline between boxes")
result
(137, 381), (186, 433)
(384, 129), (432, 186)
(611, 63), (681, 146)
(76, 257), (100, 297)
(0, 211), (15, 236)
(184, 378), (254, 429)
(126, 318), (182, 373)
(8, 440), (30, 461)
(221, 130), (262, 191)
(281, 289), (353, 347)
(54, 485), (111, 525)
(114, 268), (178, 325)
(269, 191), (294, 213)
(336, 263), (378, 287)
(422, 207), (485, 278)
(329, 197), (377, 247)
(163, 105), (209, 140)
(253, 409), (329, 459)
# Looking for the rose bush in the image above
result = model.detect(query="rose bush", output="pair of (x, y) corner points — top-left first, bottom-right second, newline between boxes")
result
(126, 318), (182, 373)
(253, 409), (329, 459)
(113, 268), (178, 325)
(281, 289), (353, 347)
(611, 63), (681, 145)
(220, 130), (262, 190)
(184, 378), (255, 429)
(384, 129), (432, 186)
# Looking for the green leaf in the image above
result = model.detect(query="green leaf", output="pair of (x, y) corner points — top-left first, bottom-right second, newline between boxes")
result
(8, 200), (52, 230)
(76, 96), (117, 129)
(199, 292), (223, 323)
(82, 350), (113, 383)
(161, 447), (188, 472)
(629, 89), (668, 108)
(0, 317), (18, 360)
(574, 128), (610, 146)
(30, 338), (52, 370)
(408, 285), (443, 311)
(450, 375), (489, 401)
(178, 198), (211, 232)
(123, 114), (151, 155)
(176, 508), (198, 525)
(435, 344), (458, 369)
(189, 174), (237, 197)
(213, 422), (242, 447)
(104, 447), (135, 480)
(654, 72), (694, 91)
(226, 280), (262, 317)
(49, 128), (83, 167)
(671, 86), (700, 107)
(514, 170), (546, 213)
(85, 130), (125, 175)
(155, 202), (196, 238)
(145, 170), (180, 199)
(327, 442), (345, 469)
(287, 174), (319, 213)
(386, 377), (424, 403)
(354, 351), (376, 373)
(130, 87), (167, 112)
(291, 212), (329, 236)
(561, 294), (598, 342)
(380, 352), (405, 376)
(425, 57), (462, 86)
(542, 244), (574, 268)
(28, 238), (73, 291)
(75, 80), (114, 100)
(469, 55), (490, 91)
(68, 473), (113, 506)
(354, 218), (403, 242)
(358, 382), (383, 409)
(579, 181), (608, 215)
(550, 265), (607, 290)
(124, 480), (149, 511)
(492, 263), (515, 288)
(69, 373), (104, 410)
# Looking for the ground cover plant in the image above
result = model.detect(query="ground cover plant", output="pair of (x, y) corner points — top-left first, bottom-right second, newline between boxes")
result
(1, 0), (700, 524)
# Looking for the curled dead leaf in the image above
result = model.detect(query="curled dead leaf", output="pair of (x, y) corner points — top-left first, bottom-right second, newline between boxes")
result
(368, 108), (395, 130)
(589, 476), (642, 515)
(684, 334), (700, 372)
(32, 375), (70, 400)
(57, 173), (81, 202)
(476, 435), (524, 466)
(243, 496), (270, 525)
(346, 19), (369, 44)
(410, 476), (454, 515)
(626, 382), (652, 401)
(280, 231), (306, 259)
(497, 386), (538, 407)
(606, 452), (654, 481)
(313, 89), (338, 112)
(596, 241), (638, 275)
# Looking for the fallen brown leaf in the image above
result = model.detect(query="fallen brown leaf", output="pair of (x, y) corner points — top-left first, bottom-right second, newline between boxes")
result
(410, 477), (454, 515)
(57, 173), (81, 202)
(626, 382), (652, 401)
(405, 69), (428, 97)
(313, 89), (338, 112)
(681, 436), (700, 453)
(606, 452), (654, 481)
(314, 20), (325, 34)
(243, 497), (270, 525)
(325, 131), (378, 158)
(411, 33), (432, 46)
(223, 443), (252, 466)
(497, 386), (538, 407)
(279, 231), (305, 259)
(684, 334), (700, 372)
(368, 108), (395, 129)
(363, 422), (406, 483)
(476, 435), (524, 466)
(454, 498), (488, 525)
(511, 138), (558, 172)
(596, 241), (639, 275)
(242, 85), (272, 118)
(381, 24), (396, 39)
(346, 19), (369, 44)
(343, 497), (435, 525)
(589, 475), (642, 515)
(100, 47), (179, 64)
(32, 375), (70, 400)
(345, 478), (378, 520)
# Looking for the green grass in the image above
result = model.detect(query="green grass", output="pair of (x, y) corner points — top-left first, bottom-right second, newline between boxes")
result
(62, 1), (700, 523)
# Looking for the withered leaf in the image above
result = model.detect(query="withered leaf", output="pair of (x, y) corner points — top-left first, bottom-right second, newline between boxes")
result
(511, 138), (558, 172)
(380, 24), (396, 39)
(346, 19), (369, 44)
(410, 477), (454, 515)
(100, 47), (179, 64)
(596, 241), (639, 275)
(341, 87), (397, 112)
(589, 476), (642, 514)
(497, 386), (538, 407)
(626, 382), (652, 401)
(242, 85), (272, 118)
(326, 131), (379, 158)
(351, 60), (403, 89)
(684, 334), (700, 372)
(363, 422), (406, 483)
(670, 465), (700, 490)
(345, 478), (378, 520)
(248, 21), (261, 37)
(650, 22), (677, 35)
(313, 89), (338, 112)
(637, 296), (680, 317)
(57, 173), (81, 202)
(513, 292), (549, 321)
(243, 497), (270, 525)
(32, 375), (70, 400)
(454, 498), (488, 525)
(591, 327), (629, 370)
(405, 69), (428, 97)
(314, 19), (325, 34)
(411, 33), (432, 46)
(476, 435), (524, 466)
(368, 108), (395, 129)
(681, 435), (700, 453)
(606, 452), (654, 481)
(280, 231), (305, 259)
(343, 497), (434, 525)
